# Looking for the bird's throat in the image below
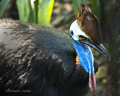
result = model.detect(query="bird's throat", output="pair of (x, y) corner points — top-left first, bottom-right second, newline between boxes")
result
(75, 55), (96, 91)
(72, 40), (94, 73)
(72, 40), (96, 91)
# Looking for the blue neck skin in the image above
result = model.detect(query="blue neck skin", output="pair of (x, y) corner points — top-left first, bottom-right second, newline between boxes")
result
(72, 39), (94, 75)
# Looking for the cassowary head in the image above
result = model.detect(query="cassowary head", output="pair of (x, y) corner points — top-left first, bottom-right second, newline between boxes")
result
(69, 3), (110, 91)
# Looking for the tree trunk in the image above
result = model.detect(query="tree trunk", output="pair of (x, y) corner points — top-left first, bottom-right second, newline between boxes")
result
(100, 0), (120, 95)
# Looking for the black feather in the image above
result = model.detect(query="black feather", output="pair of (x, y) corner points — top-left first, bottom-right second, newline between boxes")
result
(0, 19), (97, 96)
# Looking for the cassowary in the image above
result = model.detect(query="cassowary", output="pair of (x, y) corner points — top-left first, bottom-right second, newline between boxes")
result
(0, 3), (109, 96)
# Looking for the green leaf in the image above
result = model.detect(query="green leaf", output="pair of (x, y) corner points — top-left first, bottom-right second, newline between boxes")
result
(37, 0), (54, 26)
(16, 0), (54, 26)
(72, 0), (87, 17)
(16, 0), (30, 22)
(28, 0), (36, 23)
(102, 79), (107, 83)
(0, 0), (10, 18)
(91, 0), (101, 22)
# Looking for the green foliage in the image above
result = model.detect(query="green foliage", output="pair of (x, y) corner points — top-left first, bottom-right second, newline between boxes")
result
(37, 0), (54, 25)
(0, 0), (10, 18)
(72, 0), (87, 16)
(0, 0), (101, 26)
(91, 0), (101, 22)
(16, 0), (30, 22)
(16, 0), (54, 26)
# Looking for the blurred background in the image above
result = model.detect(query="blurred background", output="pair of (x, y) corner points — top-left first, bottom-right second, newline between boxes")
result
(0, 0), (120, 96)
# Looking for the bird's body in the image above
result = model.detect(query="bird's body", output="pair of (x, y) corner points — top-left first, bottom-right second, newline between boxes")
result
(0, 19), (91, 96)
(0, 3), (110, 96)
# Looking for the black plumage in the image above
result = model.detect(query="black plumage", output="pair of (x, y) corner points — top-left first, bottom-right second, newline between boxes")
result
(0, 19), (97, 96)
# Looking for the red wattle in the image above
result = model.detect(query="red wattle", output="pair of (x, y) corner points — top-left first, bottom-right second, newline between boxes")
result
(89, 75), (93, 91)
(92, 72), (96, 89)
(89, 72), (96, 91)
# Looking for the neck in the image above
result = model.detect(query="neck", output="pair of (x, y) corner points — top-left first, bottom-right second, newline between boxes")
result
(72, 39), (94, 74)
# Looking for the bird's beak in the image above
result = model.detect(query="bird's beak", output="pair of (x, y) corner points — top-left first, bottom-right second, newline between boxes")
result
(79, 39), (110, 60)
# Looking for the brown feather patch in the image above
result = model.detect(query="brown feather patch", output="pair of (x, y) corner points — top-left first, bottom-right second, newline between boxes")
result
(77, 3), (101, 44)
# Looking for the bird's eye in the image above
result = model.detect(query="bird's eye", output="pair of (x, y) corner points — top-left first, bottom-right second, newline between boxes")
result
(70, 30), (74, 36)
(79, 35), (85, 39)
